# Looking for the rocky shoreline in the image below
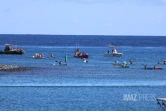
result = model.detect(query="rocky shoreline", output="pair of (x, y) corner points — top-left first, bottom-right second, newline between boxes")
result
(0, 64), (29, 72)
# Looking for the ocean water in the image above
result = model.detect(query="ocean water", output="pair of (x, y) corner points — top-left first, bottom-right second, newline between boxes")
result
(0, 34), (166, 111)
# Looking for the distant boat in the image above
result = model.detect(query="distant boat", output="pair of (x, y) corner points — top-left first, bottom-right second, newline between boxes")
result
(121, 66), (129, 68)
(53, 54), (68, 66)
(32, 53), (47, 59)
(104, 44), (123, 57)
(156, 98), (166, 110)
(112, 61), (121, 66)
(144, 68), (163, 70)
(53, 61), (67, 66)
(0, 44), (24, 55)
(158, 60), (166, 65)
(121, 64), (129, 68)
(74, 43), (89, 58)
(74, 48), (89, 58)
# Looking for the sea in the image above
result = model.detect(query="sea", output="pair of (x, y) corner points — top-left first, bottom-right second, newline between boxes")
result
(0, 34), (166, 111)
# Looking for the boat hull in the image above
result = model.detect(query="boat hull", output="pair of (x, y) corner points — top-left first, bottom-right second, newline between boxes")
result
(158, 62), (166, 65)
(74, 54), (89, 58)
(0, 51), (24, 55)
(121, 66), (129, 68)
(144, 68), (163, 70)
(104, 53), (122, 57)
(32, 57), (47, 59)
(112, 63), (121, 66)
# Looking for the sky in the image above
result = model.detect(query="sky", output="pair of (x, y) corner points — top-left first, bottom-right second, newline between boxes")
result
(0, 0), (166, 36)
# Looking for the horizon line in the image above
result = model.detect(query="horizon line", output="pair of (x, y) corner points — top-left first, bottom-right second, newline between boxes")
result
(0, 34), (166, 37)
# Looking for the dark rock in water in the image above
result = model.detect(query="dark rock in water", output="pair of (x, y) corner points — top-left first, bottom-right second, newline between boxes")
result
(0, 64), (31, 72)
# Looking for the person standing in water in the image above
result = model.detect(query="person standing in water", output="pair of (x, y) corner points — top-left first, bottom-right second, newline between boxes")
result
(129, 60), (133, 64)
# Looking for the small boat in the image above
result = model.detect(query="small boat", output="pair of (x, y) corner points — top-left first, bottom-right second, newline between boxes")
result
(158, 60), (166, 65)
(0, 44), (24, 55)
(104, 44), (123, 57)
(156, 98), (166, 110)
(74, 48), (89, 58)
(32, 53), (47, 59)
(112, 61), (121, 66)
(74, 42), (89, 58)
(144, 68), (163, 70)
(112, 63), (121, 66)
(53, 61), (67, 66)
(53, 54), (68, 66)
(57, 63), (67, 66)
(59, 63), (67, 66)
(121, 65), (129, 68)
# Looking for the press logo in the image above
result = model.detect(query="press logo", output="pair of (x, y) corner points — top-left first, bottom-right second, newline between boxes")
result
(123, 93), (156, 101)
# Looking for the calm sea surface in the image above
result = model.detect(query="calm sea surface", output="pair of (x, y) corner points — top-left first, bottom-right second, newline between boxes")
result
(0, 34), (166, 111)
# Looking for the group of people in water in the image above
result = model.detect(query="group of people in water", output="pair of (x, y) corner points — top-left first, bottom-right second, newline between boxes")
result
(144, 60), (166, 69)
(33, 53), (44, 58)
(114, 60), (133, 65)
(32, 53), (55, 59)
(114, 59), (166, 69)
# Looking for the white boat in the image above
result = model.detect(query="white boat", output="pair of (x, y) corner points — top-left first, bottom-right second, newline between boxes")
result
(156, 98), (166, 110)
(104, 44), (123, 57)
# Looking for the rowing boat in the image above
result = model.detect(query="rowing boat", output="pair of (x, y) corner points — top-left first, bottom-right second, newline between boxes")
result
(112, 63), (121, 66)
(121, 65), (129, 68)
(144, 68), (163, 70)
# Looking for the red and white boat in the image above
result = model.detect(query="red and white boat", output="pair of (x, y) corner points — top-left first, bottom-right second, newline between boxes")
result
(74, 48), (89, 58)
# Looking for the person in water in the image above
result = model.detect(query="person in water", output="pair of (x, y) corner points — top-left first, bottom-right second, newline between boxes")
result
(154, 65), (157, 69)
(164, 60), (166, 65)
(122, 62), (127, 67)
(144, 64), (148, 69)
(50, 54), (55, 58)
(129, 60), (133, 64)
(59, 61), (63, 65)
(114, 61), (119, 65)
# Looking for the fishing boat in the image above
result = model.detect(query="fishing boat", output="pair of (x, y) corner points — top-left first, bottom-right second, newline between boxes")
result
(0, 44), (24, 55)
(74, 48), (89, 58)
(104, 44), (123, 57)
(74, 43), (88, 58)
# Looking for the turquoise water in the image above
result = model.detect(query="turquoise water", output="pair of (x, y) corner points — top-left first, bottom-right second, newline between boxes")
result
(0, 35), (166, 110)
